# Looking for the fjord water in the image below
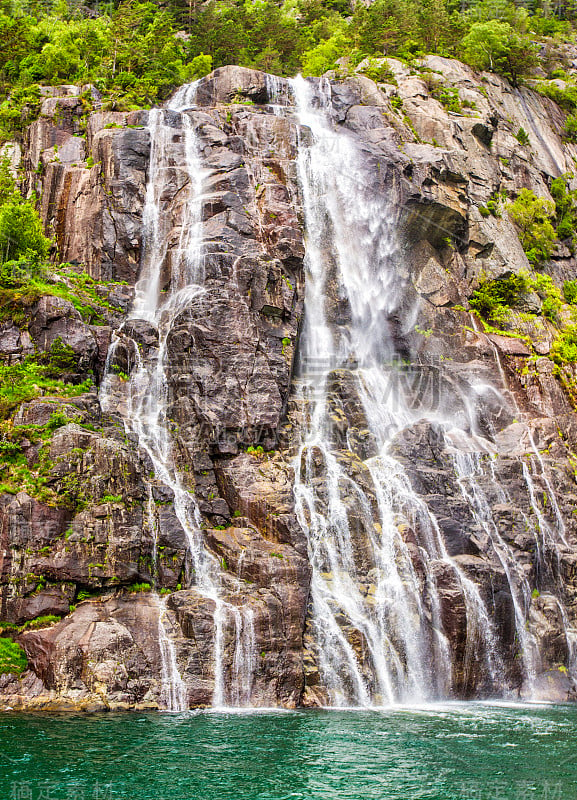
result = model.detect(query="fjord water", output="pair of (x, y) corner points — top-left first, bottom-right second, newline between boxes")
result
(1, 705), (576, 799)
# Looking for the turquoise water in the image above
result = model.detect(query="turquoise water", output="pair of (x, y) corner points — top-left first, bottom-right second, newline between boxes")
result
(1, 703), (576, 799)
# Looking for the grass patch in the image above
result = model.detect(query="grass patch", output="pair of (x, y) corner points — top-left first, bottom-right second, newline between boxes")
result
(0, 637), (27, 675)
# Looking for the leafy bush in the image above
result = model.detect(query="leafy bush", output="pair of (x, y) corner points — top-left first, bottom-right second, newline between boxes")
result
(564, 111), (577, 142)
(0, 439), (22, 459)
(563, 280), (577, 304)
(550, 175), (577, 245)
(551, 324), (577, 364)
(508, 189), (556, 264)
(41, 337), (79, 376)
(536, 81), (577, 112)
(359, 58), (395, 84)
(516, 127), (530, 145)
(301, 34), (349, 77)
(0, 357), (92, 419)
(432, 84), (461, 113)
(542, 294), (562, 322)
(469, 273), (530, 323)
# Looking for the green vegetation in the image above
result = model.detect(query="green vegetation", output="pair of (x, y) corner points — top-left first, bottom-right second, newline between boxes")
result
(508, 189), (556, 265)
(551, 324), (577, 364)
(470, 270), (565, 325)
(0, 636), (27, 675)
(101, 494), (123, 503)
(0, 358), (92, 419)
(550, 175), (577, 245)
(563, 279), (577, 304)
(462, 18), (538, 85)
(19, 614), (61, 631)
(479, 190), (506, 219)
(468, 181), (577, 391)
(0, 0), (572, 122)
(469, 273), (530, 324)
(127, 582), (152, 592)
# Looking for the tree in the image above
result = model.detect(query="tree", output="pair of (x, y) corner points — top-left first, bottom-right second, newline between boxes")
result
(301, 33), (348, 76)
(419, 0), (453, 53)
(0, 202), (51, 263)
(352, 0), (419, 55)
(462, 19), (537, 83)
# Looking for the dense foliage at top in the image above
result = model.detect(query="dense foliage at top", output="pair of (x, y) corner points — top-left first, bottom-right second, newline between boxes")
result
(0, 0), (575, 112)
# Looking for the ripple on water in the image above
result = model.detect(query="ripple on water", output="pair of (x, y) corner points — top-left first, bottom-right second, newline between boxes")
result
(0, 703), (576, 800)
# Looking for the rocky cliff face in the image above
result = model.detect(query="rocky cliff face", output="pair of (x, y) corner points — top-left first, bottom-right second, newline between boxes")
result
(2, 59), (577, 710)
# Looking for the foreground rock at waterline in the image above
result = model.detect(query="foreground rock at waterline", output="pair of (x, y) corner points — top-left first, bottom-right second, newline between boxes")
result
(3, 60), (577, 709)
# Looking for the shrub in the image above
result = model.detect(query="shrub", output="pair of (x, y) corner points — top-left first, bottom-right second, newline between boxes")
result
(101, 494), (122, 503)
(550, 175), (577, 245)
(0, 357), (92, 419)
(359, 58), (395, 84)
(564, 112), (577, 142)
(469, 273), (530, 323)
(301, 33), (349, 77)
(542, 294), (562, 322)
(508, 189), (556, 264)
(0, 255), (48, 289)
(536, 81), (577, 112)
(432, 85), (461, 113)
(42, 337), (79, 376)
(563, 280), (577, 304)
(0, 439), (21, 459)
(46, 410), (70, 431)
(551, 324), (577, 364)
(516, 127), (530, 146)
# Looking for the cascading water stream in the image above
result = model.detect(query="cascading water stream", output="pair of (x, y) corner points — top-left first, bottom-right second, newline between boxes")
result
(100, 83), (255, 710)
(452, 317), (577, 695)
(291, 75), (500, 705)
(96, 72), (577, 709)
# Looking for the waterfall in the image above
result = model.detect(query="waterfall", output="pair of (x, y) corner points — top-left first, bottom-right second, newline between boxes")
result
(95, 71), (577, 709)
(99, 83), (256, 710)
(290, 75), (499, 704)
(451, 448), (540, 693)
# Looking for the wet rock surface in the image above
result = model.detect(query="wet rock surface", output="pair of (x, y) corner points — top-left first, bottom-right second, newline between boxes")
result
(3, 62), (577, 709)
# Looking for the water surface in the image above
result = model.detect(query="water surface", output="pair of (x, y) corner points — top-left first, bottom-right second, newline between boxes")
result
(1, 702), (575, 799)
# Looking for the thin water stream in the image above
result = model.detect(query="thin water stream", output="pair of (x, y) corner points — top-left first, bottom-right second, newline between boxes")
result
(97, 73), (577, 709)
(100, 84), (255, 710)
